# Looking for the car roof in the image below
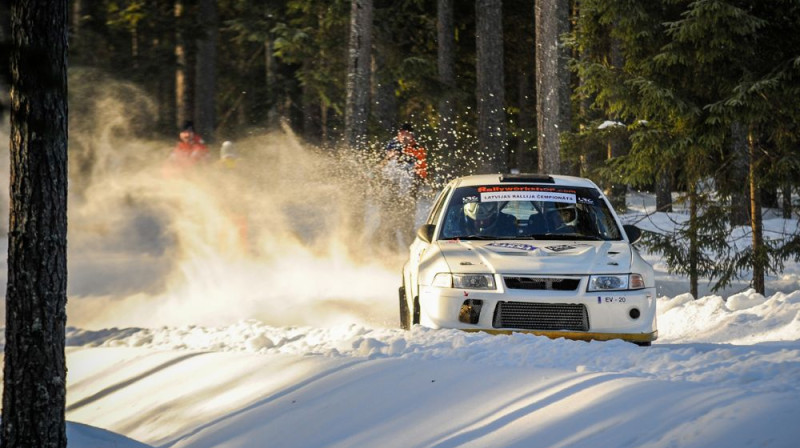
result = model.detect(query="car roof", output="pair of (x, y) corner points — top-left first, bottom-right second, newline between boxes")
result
(449, 173), (602, 190)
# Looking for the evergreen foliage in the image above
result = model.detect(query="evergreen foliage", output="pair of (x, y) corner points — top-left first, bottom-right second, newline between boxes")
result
(11, 1), (797, 294)
(569, 0), (800, 295)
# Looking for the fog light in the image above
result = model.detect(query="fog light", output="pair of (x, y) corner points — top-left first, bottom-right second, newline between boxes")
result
(459, 299), (483, 324)
(629, 307), (641, 319)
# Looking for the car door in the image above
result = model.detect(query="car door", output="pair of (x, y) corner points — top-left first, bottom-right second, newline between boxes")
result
(407, 183), (453, 300)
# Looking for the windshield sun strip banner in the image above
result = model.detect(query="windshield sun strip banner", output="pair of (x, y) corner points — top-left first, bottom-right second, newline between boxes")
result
(480, 190), (577, 203)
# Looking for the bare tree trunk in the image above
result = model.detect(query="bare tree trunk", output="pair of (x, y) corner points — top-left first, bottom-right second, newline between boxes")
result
(655, 170), (672, 212)
(344, 0), (372, 149)
(0, 1), (11, 121)
(605, 36), (626, 211)
(535, 0), (570, 174)
(729, 121), (750, 225)
(3, 1), (69, 447)
(175, 0), (195, 129)
(688, 184), (699, 299)
(476, 0), (507, 173)
(302, 60), (321, 143)
(782, 183), (792, 219)
(195, 0), (218, 142)
(516, 70), (536, 172)
(265, 39), (279, 127)
(437, 0), (457, 174)
(148, 0), (177, 136)
(749, 130), (765, 295)
(575, 1), (599, 180)
(320, 104), (329, 145)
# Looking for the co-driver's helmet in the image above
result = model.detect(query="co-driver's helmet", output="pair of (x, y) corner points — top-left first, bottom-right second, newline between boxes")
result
(464, 201), (499, 229)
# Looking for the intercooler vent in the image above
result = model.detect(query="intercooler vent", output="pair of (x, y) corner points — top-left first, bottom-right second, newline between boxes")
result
(492, 302), (589, 331)
(504, 276), (580, 291)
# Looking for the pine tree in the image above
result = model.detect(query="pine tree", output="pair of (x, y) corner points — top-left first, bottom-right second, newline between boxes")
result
(3, 1), (69, 446)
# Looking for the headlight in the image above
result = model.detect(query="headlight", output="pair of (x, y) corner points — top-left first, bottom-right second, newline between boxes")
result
(587, 274), (645, 291)
(432, 273), (496, 290)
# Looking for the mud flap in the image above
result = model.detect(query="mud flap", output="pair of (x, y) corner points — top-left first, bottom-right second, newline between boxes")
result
(399, 286), (410, 330)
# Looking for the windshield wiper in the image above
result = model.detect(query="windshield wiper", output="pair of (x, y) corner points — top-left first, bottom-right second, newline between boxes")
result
(444, 234), (511, 240)
(543, 233), (605, 241)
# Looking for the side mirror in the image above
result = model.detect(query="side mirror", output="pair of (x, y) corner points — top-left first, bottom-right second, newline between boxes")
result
(623, 224), (642, 244)
(416, 224), (436, 243)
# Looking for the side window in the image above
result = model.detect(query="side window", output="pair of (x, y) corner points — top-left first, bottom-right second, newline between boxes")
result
(426, 185), (452, 225)
(441, 202), (465, 238)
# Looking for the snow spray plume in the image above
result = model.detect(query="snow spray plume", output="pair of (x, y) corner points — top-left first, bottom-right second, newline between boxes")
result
(10, 72), (405, 330)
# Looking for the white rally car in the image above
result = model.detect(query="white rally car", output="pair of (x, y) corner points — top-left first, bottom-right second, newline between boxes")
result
(400, 173), (657, 345)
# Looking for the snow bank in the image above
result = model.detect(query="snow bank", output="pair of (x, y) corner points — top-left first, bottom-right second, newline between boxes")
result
(64, 287), (800, 394)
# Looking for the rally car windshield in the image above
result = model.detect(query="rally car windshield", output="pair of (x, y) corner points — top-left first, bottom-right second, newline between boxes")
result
(438, 185), (623, 241)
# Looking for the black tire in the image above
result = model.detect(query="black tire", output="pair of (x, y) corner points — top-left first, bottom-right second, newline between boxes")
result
(412, 296), (421, 325)
(399, 286), (410, 330)
(633, 341), (652, 347)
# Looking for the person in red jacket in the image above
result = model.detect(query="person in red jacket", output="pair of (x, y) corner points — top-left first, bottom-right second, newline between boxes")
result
(164, 121), (209, 176)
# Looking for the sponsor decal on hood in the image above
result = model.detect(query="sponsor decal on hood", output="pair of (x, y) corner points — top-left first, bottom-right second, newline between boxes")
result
(486, 242), (538, 251)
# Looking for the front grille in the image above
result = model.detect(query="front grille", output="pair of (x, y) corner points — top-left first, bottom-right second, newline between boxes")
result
(492, 302), (589, 331)
(504, 276), (580, 291)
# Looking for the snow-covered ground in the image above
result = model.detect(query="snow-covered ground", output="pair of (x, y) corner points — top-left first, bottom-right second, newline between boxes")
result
(1, 122), (800, 447)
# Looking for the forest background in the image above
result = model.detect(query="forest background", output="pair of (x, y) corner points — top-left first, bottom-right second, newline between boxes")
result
(1, 0), (799, 298)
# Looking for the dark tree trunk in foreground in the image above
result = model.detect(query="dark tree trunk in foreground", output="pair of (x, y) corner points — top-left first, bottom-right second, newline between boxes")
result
(3, 1), (69, 447)
(475, 0), (507, 173)
(535, 0), (570, 174)
(344, 0), (372, 149)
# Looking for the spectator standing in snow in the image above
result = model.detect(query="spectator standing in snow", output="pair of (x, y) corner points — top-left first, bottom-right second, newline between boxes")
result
(218, 140), (237, 169)
(164, 121), (210, 176)
(377, 123), (428, 249)
(382, 123), (428, 199)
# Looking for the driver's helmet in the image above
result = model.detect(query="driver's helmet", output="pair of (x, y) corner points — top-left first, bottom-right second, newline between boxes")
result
(464, 201), (498, 229)
(554, 202), (578, 226)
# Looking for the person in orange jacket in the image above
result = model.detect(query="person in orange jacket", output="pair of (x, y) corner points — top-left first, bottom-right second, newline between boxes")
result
(383, 123), (427, 198)
(165, 121), (209, 176)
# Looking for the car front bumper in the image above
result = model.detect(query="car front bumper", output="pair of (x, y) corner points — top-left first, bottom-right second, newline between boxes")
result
(418, 283), (658, 343)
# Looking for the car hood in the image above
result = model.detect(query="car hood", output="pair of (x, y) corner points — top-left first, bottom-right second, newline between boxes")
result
(435, 240), (632, 275)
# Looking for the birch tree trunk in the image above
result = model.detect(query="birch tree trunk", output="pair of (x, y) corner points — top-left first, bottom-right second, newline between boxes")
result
(3, 1), (69, 446)
(476, 0), (507, 173)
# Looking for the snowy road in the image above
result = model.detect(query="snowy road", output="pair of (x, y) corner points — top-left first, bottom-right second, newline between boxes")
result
(56, 300), (800, 448)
